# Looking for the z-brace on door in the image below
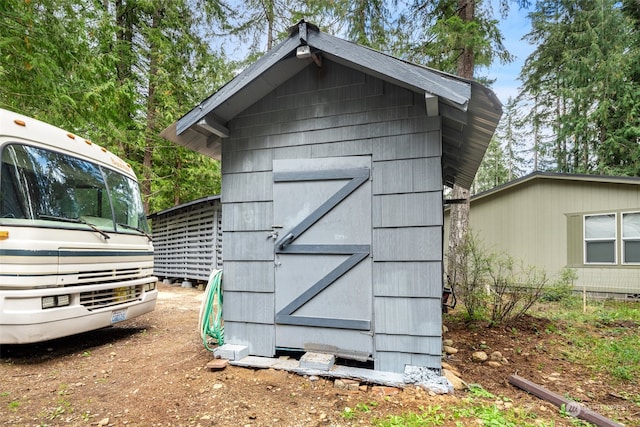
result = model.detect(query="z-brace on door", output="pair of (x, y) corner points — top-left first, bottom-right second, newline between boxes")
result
(272, 157), (373, 358)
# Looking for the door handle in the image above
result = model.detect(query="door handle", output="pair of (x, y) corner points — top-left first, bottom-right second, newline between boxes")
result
(278, 233), (295, 249)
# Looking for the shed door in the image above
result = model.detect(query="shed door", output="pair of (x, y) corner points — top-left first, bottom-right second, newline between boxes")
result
(273, 157), (373, 359)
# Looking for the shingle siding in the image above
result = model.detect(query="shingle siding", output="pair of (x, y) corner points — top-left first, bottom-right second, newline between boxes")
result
(220, 59), (444, 371)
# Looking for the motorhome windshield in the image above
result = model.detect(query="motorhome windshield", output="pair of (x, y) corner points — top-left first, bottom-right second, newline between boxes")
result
(0, 143), (149, 234)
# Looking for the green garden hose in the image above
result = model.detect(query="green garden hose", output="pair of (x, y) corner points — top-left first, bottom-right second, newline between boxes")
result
(198, 269), (224, 351)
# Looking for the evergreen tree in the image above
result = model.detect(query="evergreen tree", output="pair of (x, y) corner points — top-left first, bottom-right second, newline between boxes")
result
(393, 0), (513, 78)
(495, 97), (527, 180)
(340, 0), (391, 50)
(0, 1), (110, 129)
(516, 93), (556, 172)
(474, 80), (531, 193)
(473, 137), (510, 192)
(0, 0), (231, 213)
(520, 0), (640, 176)
(225, 0), (393, 59)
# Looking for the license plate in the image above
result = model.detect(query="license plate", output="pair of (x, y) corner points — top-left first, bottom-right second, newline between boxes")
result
(111, 308), (127, 323)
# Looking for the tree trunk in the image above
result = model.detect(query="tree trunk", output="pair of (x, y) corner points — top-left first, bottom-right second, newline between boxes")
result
(446, 0), (475, 289)
(142, 6), (161, 215)
(533, 97), (539, 171)
(265, 0), (274, 50)
(446, 185), (470, 287)
(114, 0), (134, 158)
(174, 156), (182, 206)
(456, 0), (475, 78)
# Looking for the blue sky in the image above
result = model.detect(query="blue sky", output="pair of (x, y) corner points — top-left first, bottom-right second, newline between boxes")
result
(488, 5), (536, 105)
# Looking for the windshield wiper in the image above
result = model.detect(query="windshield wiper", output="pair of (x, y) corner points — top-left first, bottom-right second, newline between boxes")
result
(38, 214), (111, 240)
(117, 223), (153, 241)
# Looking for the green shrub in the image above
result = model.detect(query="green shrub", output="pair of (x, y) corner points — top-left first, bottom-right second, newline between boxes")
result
(446, 232), (491, 320)
(447, 232), (549, 325)
(541, 268), (577, 302)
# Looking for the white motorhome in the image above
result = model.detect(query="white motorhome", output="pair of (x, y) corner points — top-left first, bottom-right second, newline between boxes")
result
(0, 109), (157, 344)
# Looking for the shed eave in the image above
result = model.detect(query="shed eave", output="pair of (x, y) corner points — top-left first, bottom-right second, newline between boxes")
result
(175, 36), (303, 136)
(305, 31), (472, 109)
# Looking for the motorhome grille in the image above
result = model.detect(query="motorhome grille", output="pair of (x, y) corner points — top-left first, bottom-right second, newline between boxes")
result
(80, 285), (142, 310)
(69, 268), (143, 286)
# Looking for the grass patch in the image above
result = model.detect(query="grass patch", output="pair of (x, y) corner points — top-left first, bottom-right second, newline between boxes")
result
(452, 403), (536, 427)
(545, 298), (640, 324)
(537, 297), (640, 383)
(341, 401), (379, 420)
(372, 399), (544, 427)
(564, 332), (640, 381)
(373, 405), (447, 426)
(467, 384), (495, 399)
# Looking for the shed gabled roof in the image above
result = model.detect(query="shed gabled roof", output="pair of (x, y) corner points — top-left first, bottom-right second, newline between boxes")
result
(161, 21), (502, 189)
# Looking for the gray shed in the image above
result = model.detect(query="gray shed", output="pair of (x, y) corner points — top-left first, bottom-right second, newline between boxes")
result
(148, 195), (222, 285)
(162, 21), (501, 373)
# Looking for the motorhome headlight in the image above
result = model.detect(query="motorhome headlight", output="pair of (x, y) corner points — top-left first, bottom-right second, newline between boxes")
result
(57, 294), (70, 306)
(144, 282), (156, 292)
(42, 295), (71, 309)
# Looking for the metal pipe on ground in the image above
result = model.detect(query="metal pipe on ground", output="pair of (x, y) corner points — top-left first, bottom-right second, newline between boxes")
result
(508, 374), (623, 427)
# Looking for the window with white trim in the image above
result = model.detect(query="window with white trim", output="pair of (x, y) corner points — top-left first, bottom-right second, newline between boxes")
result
(622, 212), (640, 264)
(584, 214), (616, 264)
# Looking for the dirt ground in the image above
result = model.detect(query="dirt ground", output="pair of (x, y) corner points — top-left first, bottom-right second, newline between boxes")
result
(1, 282), (638, 426)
